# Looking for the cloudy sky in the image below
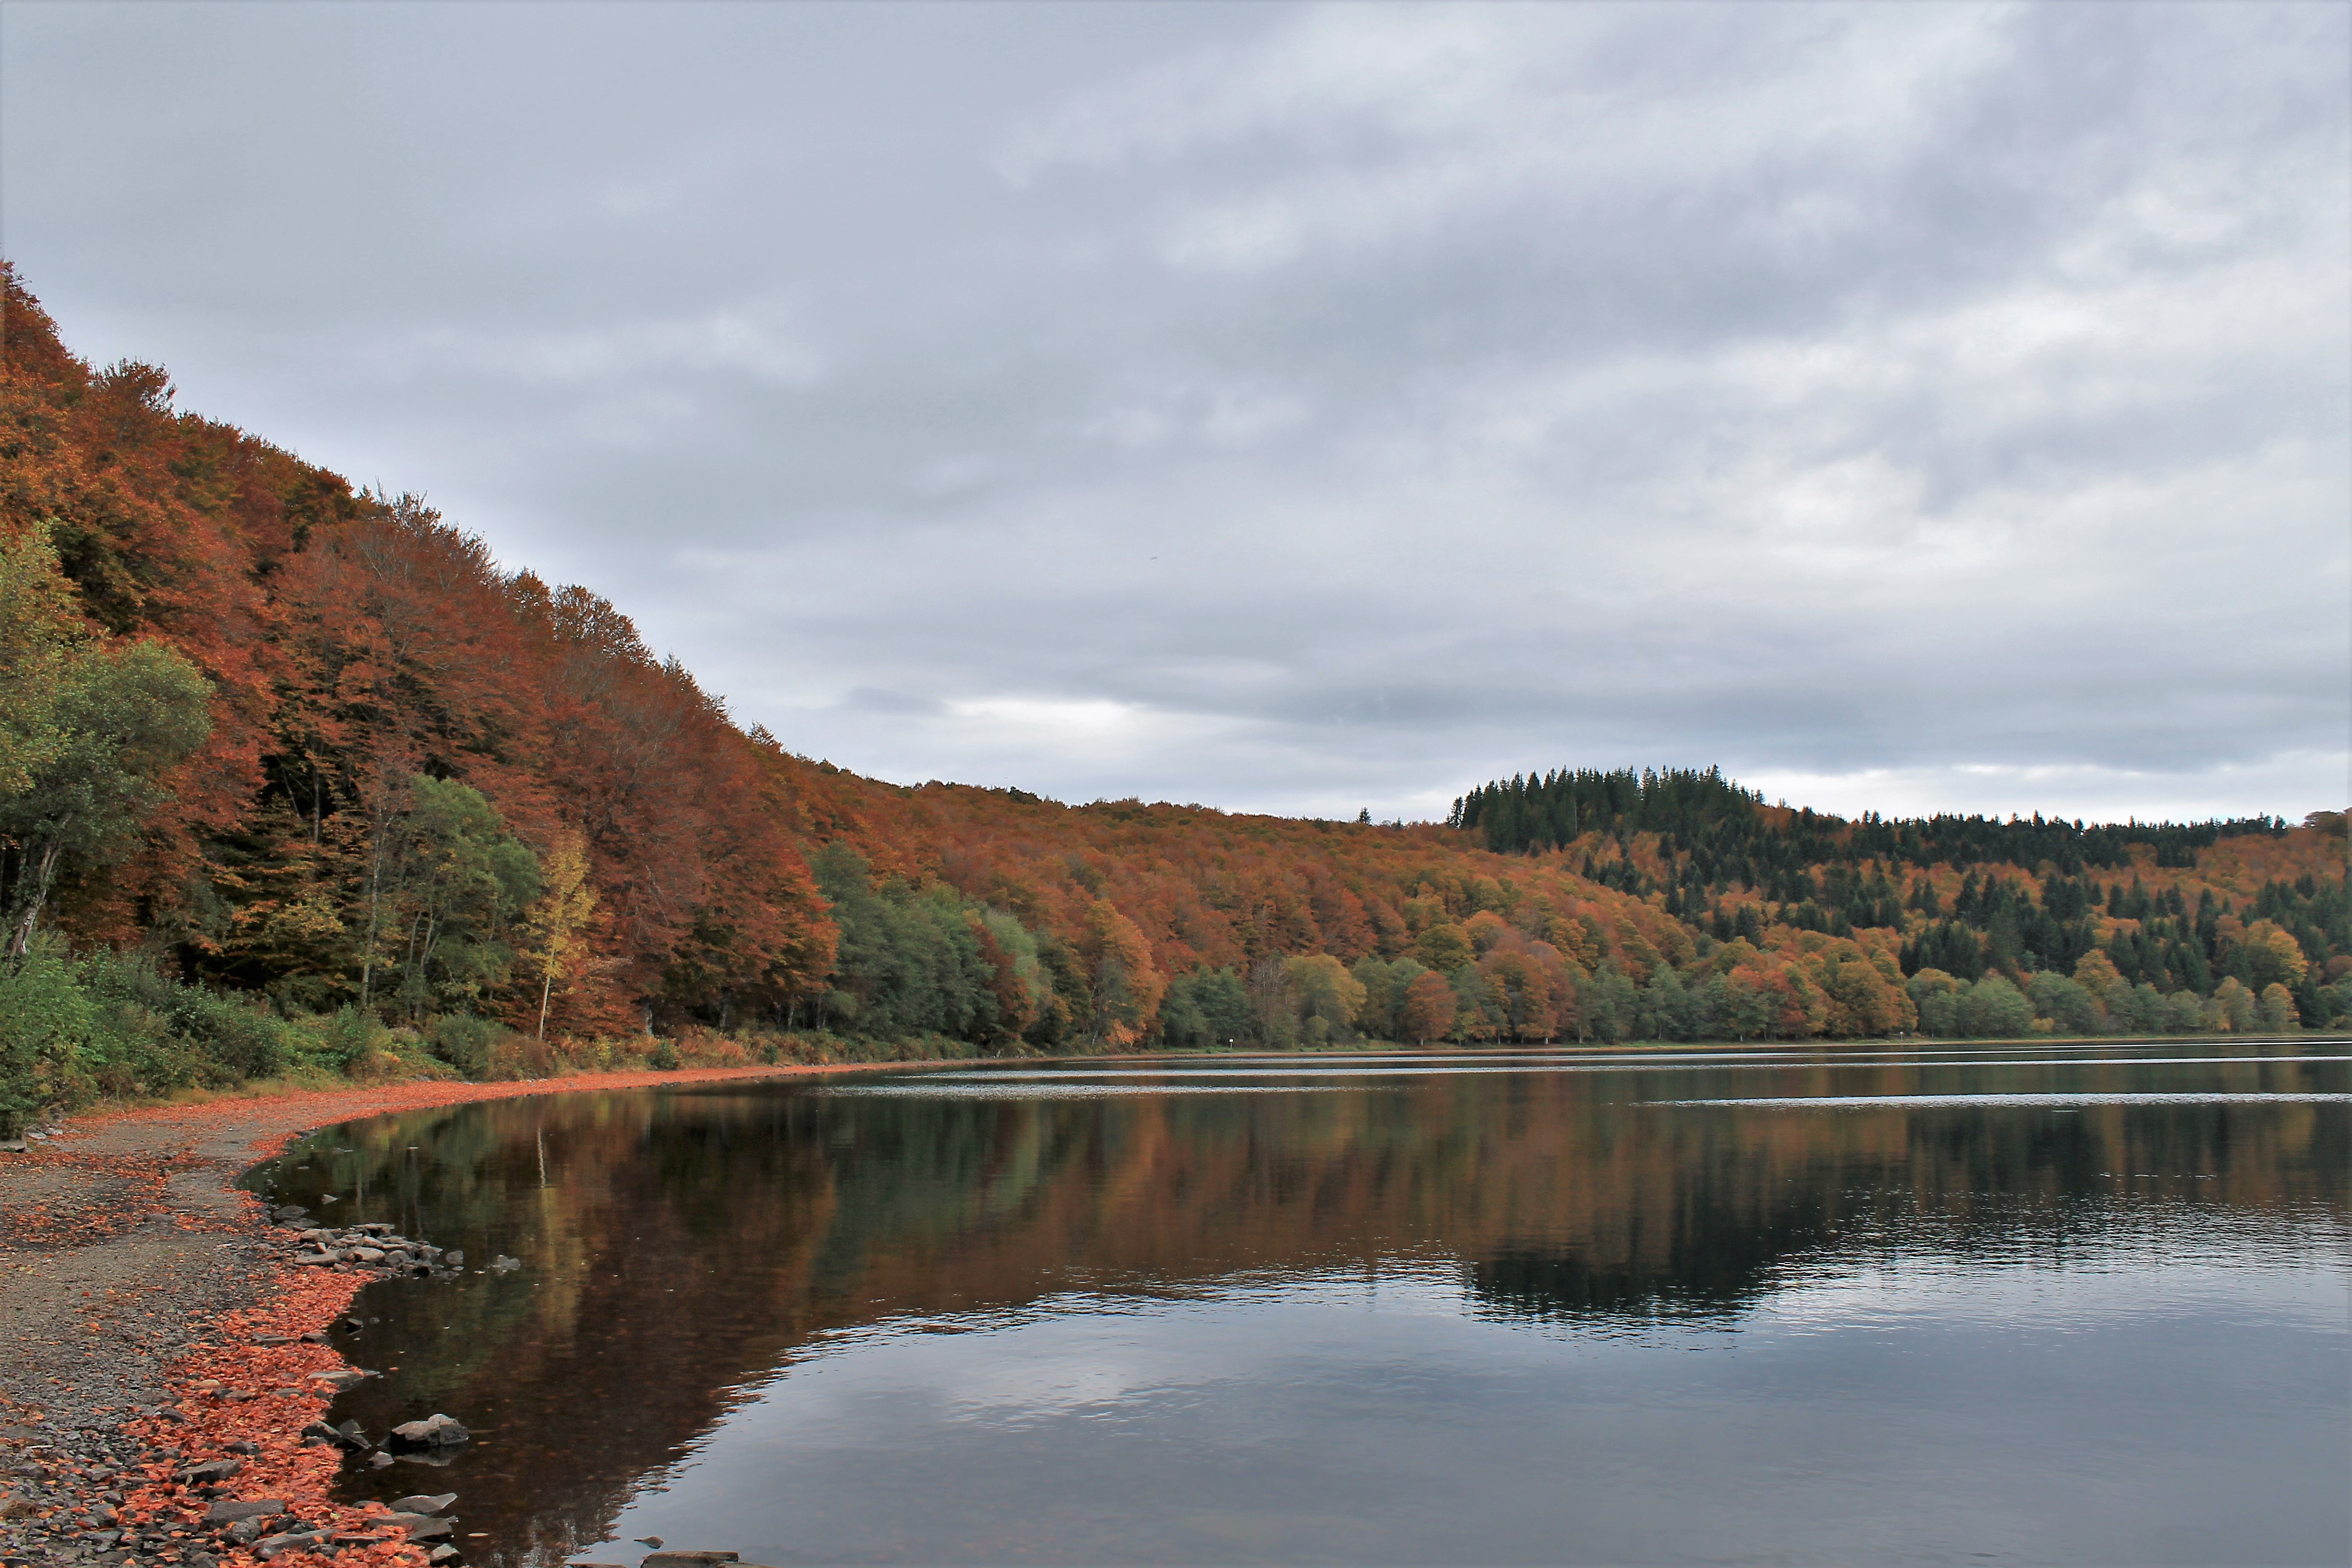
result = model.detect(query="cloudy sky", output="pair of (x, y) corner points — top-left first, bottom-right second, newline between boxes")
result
(4, 2), (2345, 823)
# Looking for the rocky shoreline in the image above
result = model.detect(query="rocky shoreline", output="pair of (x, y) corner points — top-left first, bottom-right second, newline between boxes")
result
(0, 1064), (904, 1568)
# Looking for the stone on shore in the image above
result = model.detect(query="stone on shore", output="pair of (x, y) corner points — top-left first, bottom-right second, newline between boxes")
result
(177, 1458), (242, 1484)
(204, 1500), (287, 1523)
(384, 1512), (456, 1540)
(389, 1414), (470, 1448)
(253, 1527), (330, 1560)
(391, 1493), (458, 1516)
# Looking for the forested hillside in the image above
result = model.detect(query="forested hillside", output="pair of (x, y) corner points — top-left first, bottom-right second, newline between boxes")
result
(2, 265), (2345, 1126)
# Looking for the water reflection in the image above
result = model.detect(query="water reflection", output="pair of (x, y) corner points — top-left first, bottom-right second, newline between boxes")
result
(248, 1042), (2349, 1566)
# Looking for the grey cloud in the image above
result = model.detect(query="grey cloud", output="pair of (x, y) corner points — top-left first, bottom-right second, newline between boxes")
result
(842, 687), (949, 718)
(4, 1), (2343, 821)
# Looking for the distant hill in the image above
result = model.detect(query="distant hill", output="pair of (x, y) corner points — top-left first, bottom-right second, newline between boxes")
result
(2, 261), (2345, 1124)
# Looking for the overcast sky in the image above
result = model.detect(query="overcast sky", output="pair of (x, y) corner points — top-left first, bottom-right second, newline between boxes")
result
(4, 2), (2345, 824)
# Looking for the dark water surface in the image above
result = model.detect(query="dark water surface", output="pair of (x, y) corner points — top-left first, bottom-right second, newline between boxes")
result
(247, 1041), (2351, 1567)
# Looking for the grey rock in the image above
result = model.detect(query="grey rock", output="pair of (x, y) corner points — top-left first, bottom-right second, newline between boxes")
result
(488, 1256), (520, 1272)
(389, 1494), (456, 1516)
(641, 1555), (740, 1567)
(388, 1415), (469, 1449)
(298, 1420), (369, 1452)
(203, 1501), (286, 1523)
(383, 1513), (454, 1541)
(442, 1250), (464, 1267)
(366, 1451), (395, 1468)
(426, 1548), (461, 1565)
(224, 1518), (268, 1544)
(253, 1529), (326, 1560)
(176, 1460), (241, 1484)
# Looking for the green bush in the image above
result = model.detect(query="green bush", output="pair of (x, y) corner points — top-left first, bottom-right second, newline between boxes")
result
(428, 1013), (504, 1079)
(0, 943), (313, 1123)
(0, 935), (98, 1135)
(171, 983), (289, 1080)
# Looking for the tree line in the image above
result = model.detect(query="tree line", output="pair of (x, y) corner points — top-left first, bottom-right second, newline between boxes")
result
(1455, 766), (2288, 870)
(3, 265), (2346, 1134)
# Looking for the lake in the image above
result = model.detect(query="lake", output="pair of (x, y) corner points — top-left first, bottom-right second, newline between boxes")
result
(249, 1040), (2350, 1566)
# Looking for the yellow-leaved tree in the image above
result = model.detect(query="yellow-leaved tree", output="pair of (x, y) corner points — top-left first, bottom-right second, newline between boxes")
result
(523, 829), (599, 1039)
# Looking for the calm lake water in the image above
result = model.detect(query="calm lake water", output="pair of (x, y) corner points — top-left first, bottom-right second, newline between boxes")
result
(248, 1041), (2351, 1567)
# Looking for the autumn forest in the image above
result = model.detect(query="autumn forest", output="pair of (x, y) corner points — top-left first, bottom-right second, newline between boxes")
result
(2, 267), (2345, 1127)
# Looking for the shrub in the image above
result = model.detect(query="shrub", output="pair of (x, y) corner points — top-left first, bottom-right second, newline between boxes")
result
(428, 1013), (504, 1079)
(487, 1030), (558, 1080)
(0, 936), (97, 1134)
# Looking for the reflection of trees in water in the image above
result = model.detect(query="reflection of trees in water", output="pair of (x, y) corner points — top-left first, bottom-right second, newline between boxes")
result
(253, 1063), (2345, 1566)
(1470, 1246), (1774, 1324)
(1467, 1193), (1840, 1326)
(1470, 1090), (2345, 1324)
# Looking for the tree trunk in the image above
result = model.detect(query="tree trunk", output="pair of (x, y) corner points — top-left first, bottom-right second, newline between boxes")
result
(361, 833), (385, 1007)
(7, 838), (64, 959)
